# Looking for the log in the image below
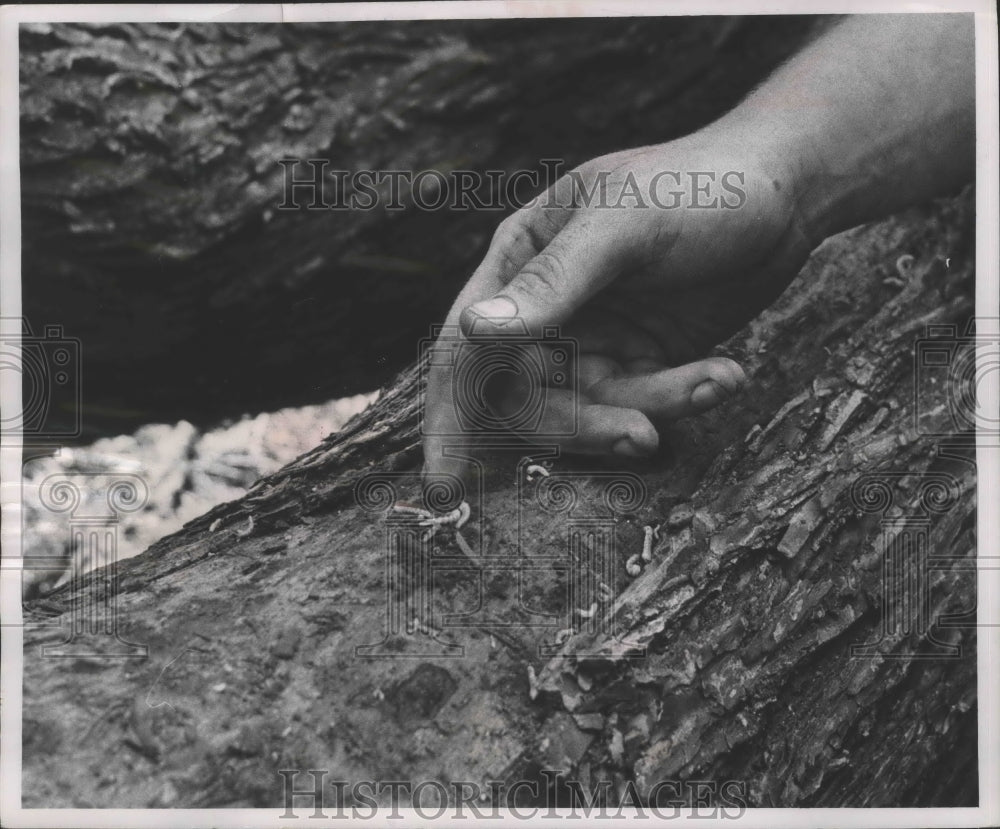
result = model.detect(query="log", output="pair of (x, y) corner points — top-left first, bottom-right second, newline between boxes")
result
(21, 187), (978, 808)
(19, 18), (817, 437)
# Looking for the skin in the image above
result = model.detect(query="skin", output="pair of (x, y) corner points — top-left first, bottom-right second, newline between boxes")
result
(422, 14), (975, 491)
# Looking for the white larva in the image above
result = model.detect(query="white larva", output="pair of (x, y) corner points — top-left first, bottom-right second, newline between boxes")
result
(641, 525), (659, 562)
(525, 463), (551, 482)
(392, 502), (433, 519)
(895, 253), (915, 278)
(418, 500), (471, 529)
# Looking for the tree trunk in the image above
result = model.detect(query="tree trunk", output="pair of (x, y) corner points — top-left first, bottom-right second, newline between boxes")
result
(19, 18), (817, 437)
(22, 188), (977, 809)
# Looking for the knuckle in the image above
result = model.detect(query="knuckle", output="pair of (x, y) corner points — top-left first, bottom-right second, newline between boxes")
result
(493, 212), (522, 245)
(514, 249), (565, 299)
(496, 247), (524, 284)
(492, 214), (559, 285)
(533, 200), (568, 240)
(493, 213), (538, 249)
(491, 216), (533, 272)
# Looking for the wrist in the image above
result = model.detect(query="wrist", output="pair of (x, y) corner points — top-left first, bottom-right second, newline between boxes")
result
(693, 109), (842, 249)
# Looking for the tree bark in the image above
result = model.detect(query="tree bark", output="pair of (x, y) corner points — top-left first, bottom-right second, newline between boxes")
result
(22, 188), (977, 809)
(19, 18), (817, 437)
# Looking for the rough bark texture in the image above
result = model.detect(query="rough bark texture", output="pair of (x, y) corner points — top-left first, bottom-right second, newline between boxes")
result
(20, 18), (818, 437)
(22, 189), (978, 809)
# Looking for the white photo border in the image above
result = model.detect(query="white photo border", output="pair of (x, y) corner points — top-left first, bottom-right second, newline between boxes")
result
(1, 2), (997, 827)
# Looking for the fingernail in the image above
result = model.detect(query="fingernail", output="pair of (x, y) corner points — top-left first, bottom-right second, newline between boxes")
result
(468, 296), (518, 322)
(690, 379), (731, 410)
(613, 437), (648, 457)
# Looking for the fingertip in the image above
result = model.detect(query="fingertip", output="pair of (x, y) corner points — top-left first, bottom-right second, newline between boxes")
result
(705, 357), (747, 396)
(629, 414), (660, 453)
(612, 412), (659, 458)
(612, 438), (645, 457)
(690, 379), (729, 411)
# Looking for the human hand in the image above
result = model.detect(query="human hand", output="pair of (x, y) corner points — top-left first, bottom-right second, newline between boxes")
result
(422, 134), (816, 487)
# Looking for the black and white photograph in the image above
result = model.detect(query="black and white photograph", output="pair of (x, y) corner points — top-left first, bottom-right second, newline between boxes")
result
(1, 2), (997, 825)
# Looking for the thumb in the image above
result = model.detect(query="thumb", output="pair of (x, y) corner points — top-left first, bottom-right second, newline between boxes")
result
(460, 218), (620, 336)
